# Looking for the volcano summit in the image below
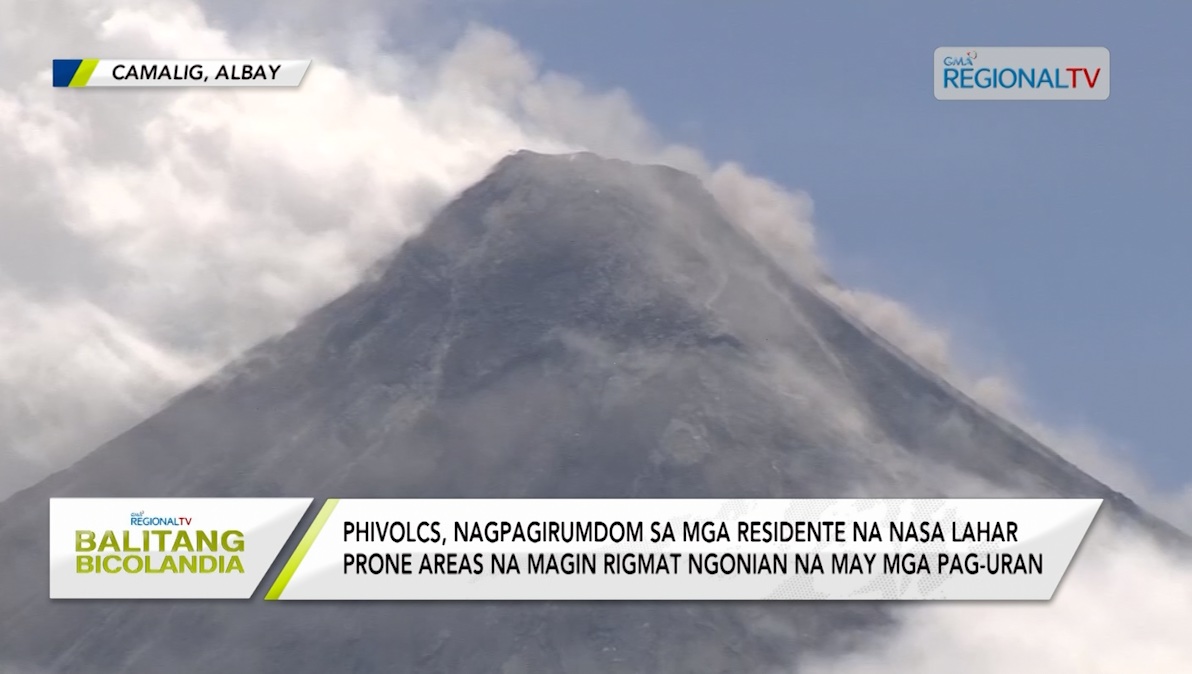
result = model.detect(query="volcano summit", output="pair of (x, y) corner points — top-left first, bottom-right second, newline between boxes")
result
(0, 151), (1164, 673)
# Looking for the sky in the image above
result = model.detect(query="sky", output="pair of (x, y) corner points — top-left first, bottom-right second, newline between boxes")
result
(449, 0), (1192, 488)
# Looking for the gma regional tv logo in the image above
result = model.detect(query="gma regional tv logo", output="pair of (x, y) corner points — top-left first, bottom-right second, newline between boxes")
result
(129, 510), (192, 526)
(935, 47), (1110, 100)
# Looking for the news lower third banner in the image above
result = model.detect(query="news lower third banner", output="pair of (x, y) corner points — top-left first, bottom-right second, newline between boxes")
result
(49, 498), (1102, 601)
(51, 59), (311, 87)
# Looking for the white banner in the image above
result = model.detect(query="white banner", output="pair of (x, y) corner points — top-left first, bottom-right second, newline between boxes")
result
(52, 59), (311, 88)
(267, 498), (1101, 601)
(50, 498), (312, 598)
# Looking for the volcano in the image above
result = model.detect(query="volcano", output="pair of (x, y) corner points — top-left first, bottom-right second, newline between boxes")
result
(0, 151), (1167, 673)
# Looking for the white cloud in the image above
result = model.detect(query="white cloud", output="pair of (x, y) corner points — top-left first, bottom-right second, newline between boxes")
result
(800, 523), (1192, 674)
(0, 1), (566, 478)
(818, 286), (955, 374)
(706, 162), (822, 281)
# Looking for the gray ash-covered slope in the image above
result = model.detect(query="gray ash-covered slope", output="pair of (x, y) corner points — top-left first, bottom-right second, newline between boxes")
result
(0, 151), (1164, 673)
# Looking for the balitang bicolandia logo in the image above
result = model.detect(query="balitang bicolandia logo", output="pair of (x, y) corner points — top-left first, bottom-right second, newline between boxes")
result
(74, 510), (245, 574)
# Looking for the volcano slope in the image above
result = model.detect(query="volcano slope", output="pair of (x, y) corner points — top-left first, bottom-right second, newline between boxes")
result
(0, 151), (1168, 673)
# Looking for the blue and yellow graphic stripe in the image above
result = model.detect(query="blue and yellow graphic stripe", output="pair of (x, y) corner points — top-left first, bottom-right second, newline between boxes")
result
(52, 59), (100, 87)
